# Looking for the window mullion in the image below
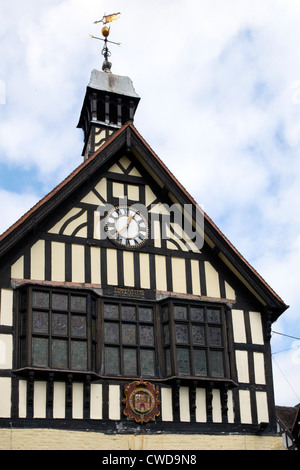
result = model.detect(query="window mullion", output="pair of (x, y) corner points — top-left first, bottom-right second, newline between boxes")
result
(49, 292), (53, 368)
(188, 317), (194, 376)
(67, 292), (71, 370)
(205, 317), (212, 377)
(154, 303), (162, 378)
(222, 308), (230, 378)
(86, 295), (92, 372)
(27, 287), (33, 367)
(136, 311), (140, 377)
(119, 302), (123, 376)
(169, 302), (177, 377)
(98, 298), (104, 375)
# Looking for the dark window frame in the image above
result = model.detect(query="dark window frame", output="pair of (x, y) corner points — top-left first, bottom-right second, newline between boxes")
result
(101, 300), (157, 378)
(15, 286), (230, 383)
(161, 300), (229, 379)
(16, 286), (97, 374)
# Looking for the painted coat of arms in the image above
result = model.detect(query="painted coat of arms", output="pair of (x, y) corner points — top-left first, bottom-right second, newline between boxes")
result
(123, 377), (160, 423)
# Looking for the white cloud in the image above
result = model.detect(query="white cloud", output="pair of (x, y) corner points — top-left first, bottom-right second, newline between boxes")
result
(0, 189), (39, 236)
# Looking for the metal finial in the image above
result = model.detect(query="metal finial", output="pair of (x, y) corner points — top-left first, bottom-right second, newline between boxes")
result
(90, 12), (121, 73)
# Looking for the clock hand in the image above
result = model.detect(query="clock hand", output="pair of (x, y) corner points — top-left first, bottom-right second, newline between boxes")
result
(126, 214), (133, 225)
(115, 214), (134, 237)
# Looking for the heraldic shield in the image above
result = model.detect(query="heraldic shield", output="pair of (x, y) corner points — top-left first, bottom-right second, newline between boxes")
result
(123, 377), (160, 423)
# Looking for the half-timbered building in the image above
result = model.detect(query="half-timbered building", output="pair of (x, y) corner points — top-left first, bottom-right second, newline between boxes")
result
(277, 404), (300, 450)
(0, 61), (288, 449)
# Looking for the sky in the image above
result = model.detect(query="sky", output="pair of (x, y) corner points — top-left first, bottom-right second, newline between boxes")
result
(1, 0), (300, 407)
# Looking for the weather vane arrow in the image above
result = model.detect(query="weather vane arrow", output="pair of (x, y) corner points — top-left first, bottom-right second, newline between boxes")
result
(93, 12), (121, 25)
(90, 12), (121, 72)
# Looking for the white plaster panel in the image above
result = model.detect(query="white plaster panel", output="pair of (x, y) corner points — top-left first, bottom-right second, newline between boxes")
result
(179, 386), (190, 422)
(0, 289), (13, 326)
(161, 387), (173, 422)
(231, 309), (246, 343)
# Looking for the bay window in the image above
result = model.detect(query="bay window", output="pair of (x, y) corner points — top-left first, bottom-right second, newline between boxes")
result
(162, 302), (227, 379)
(16, 286), (229, 382)
(103, 302), (156, 377)
(18, 286), (97, 372)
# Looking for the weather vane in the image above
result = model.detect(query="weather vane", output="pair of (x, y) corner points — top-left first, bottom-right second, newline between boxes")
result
(90, 12), (121, 72)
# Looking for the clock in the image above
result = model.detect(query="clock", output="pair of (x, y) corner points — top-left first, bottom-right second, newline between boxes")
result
(105, 205), (148, 247)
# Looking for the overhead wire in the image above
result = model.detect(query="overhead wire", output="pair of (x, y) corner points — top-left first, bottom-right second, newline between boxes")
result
(271, 330), (300, 355)
(271, 329), (300, 403)
(272, 355), (300, 403)
(272, 330), (300, 341)
(272, 345), (300, 355)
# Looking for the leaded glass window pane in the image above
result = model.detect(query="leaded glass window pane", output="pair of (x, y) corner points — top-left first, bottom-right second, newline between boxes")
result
(194, 349), (207, 376)
(19, 287), (96, 374)
(122, 324), (136, 345)
(138, 307), (153, 322)
(140, 349), (155, 377)
(163, 302), (226, 379)
(71, 296), (86, 312)
(104, 304), (119, 319)
(175, 324), (189, 344)
(52, 293), (68, 311)
(32, 291), (49, 309)
(121, 305), (136, 321)
(71, 341), (87, 370)
(209, 327), (222, 346)
(174, 306), (187, 320)
(71, 315), (86, 338)
(177, 348), (190, 375)
(123, 348), (137, 376)
(52, 313), (68, 336)
(32, 337), (48, 367)
(207, 309), (221, 323)
(211, 350), (224, 377)
(104, 323), (119, 343)
(139, 325), (154, 346)
(33, 311), (48, 334)
(192, 325), (205, 345)
(190, 307), (205, 322)
(105, 347), (120, 375)
(52, 339), (68, 369)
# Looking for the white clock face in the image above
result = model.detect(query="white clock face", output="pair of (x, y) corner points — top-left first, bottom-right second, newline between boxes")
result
(105, 205), (148, 247)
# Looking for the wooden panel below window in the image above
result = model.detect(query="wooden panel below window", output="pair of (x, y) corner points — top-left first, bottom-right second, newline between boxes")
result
(0, 378), (11, 418)
(239, 390), (252, 424)
(53, 382), (66, 419)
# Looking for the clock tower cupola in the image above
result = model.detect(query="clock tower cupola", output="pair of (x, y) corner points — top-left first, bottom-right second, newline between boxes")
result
(77, 13), (140, 160)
